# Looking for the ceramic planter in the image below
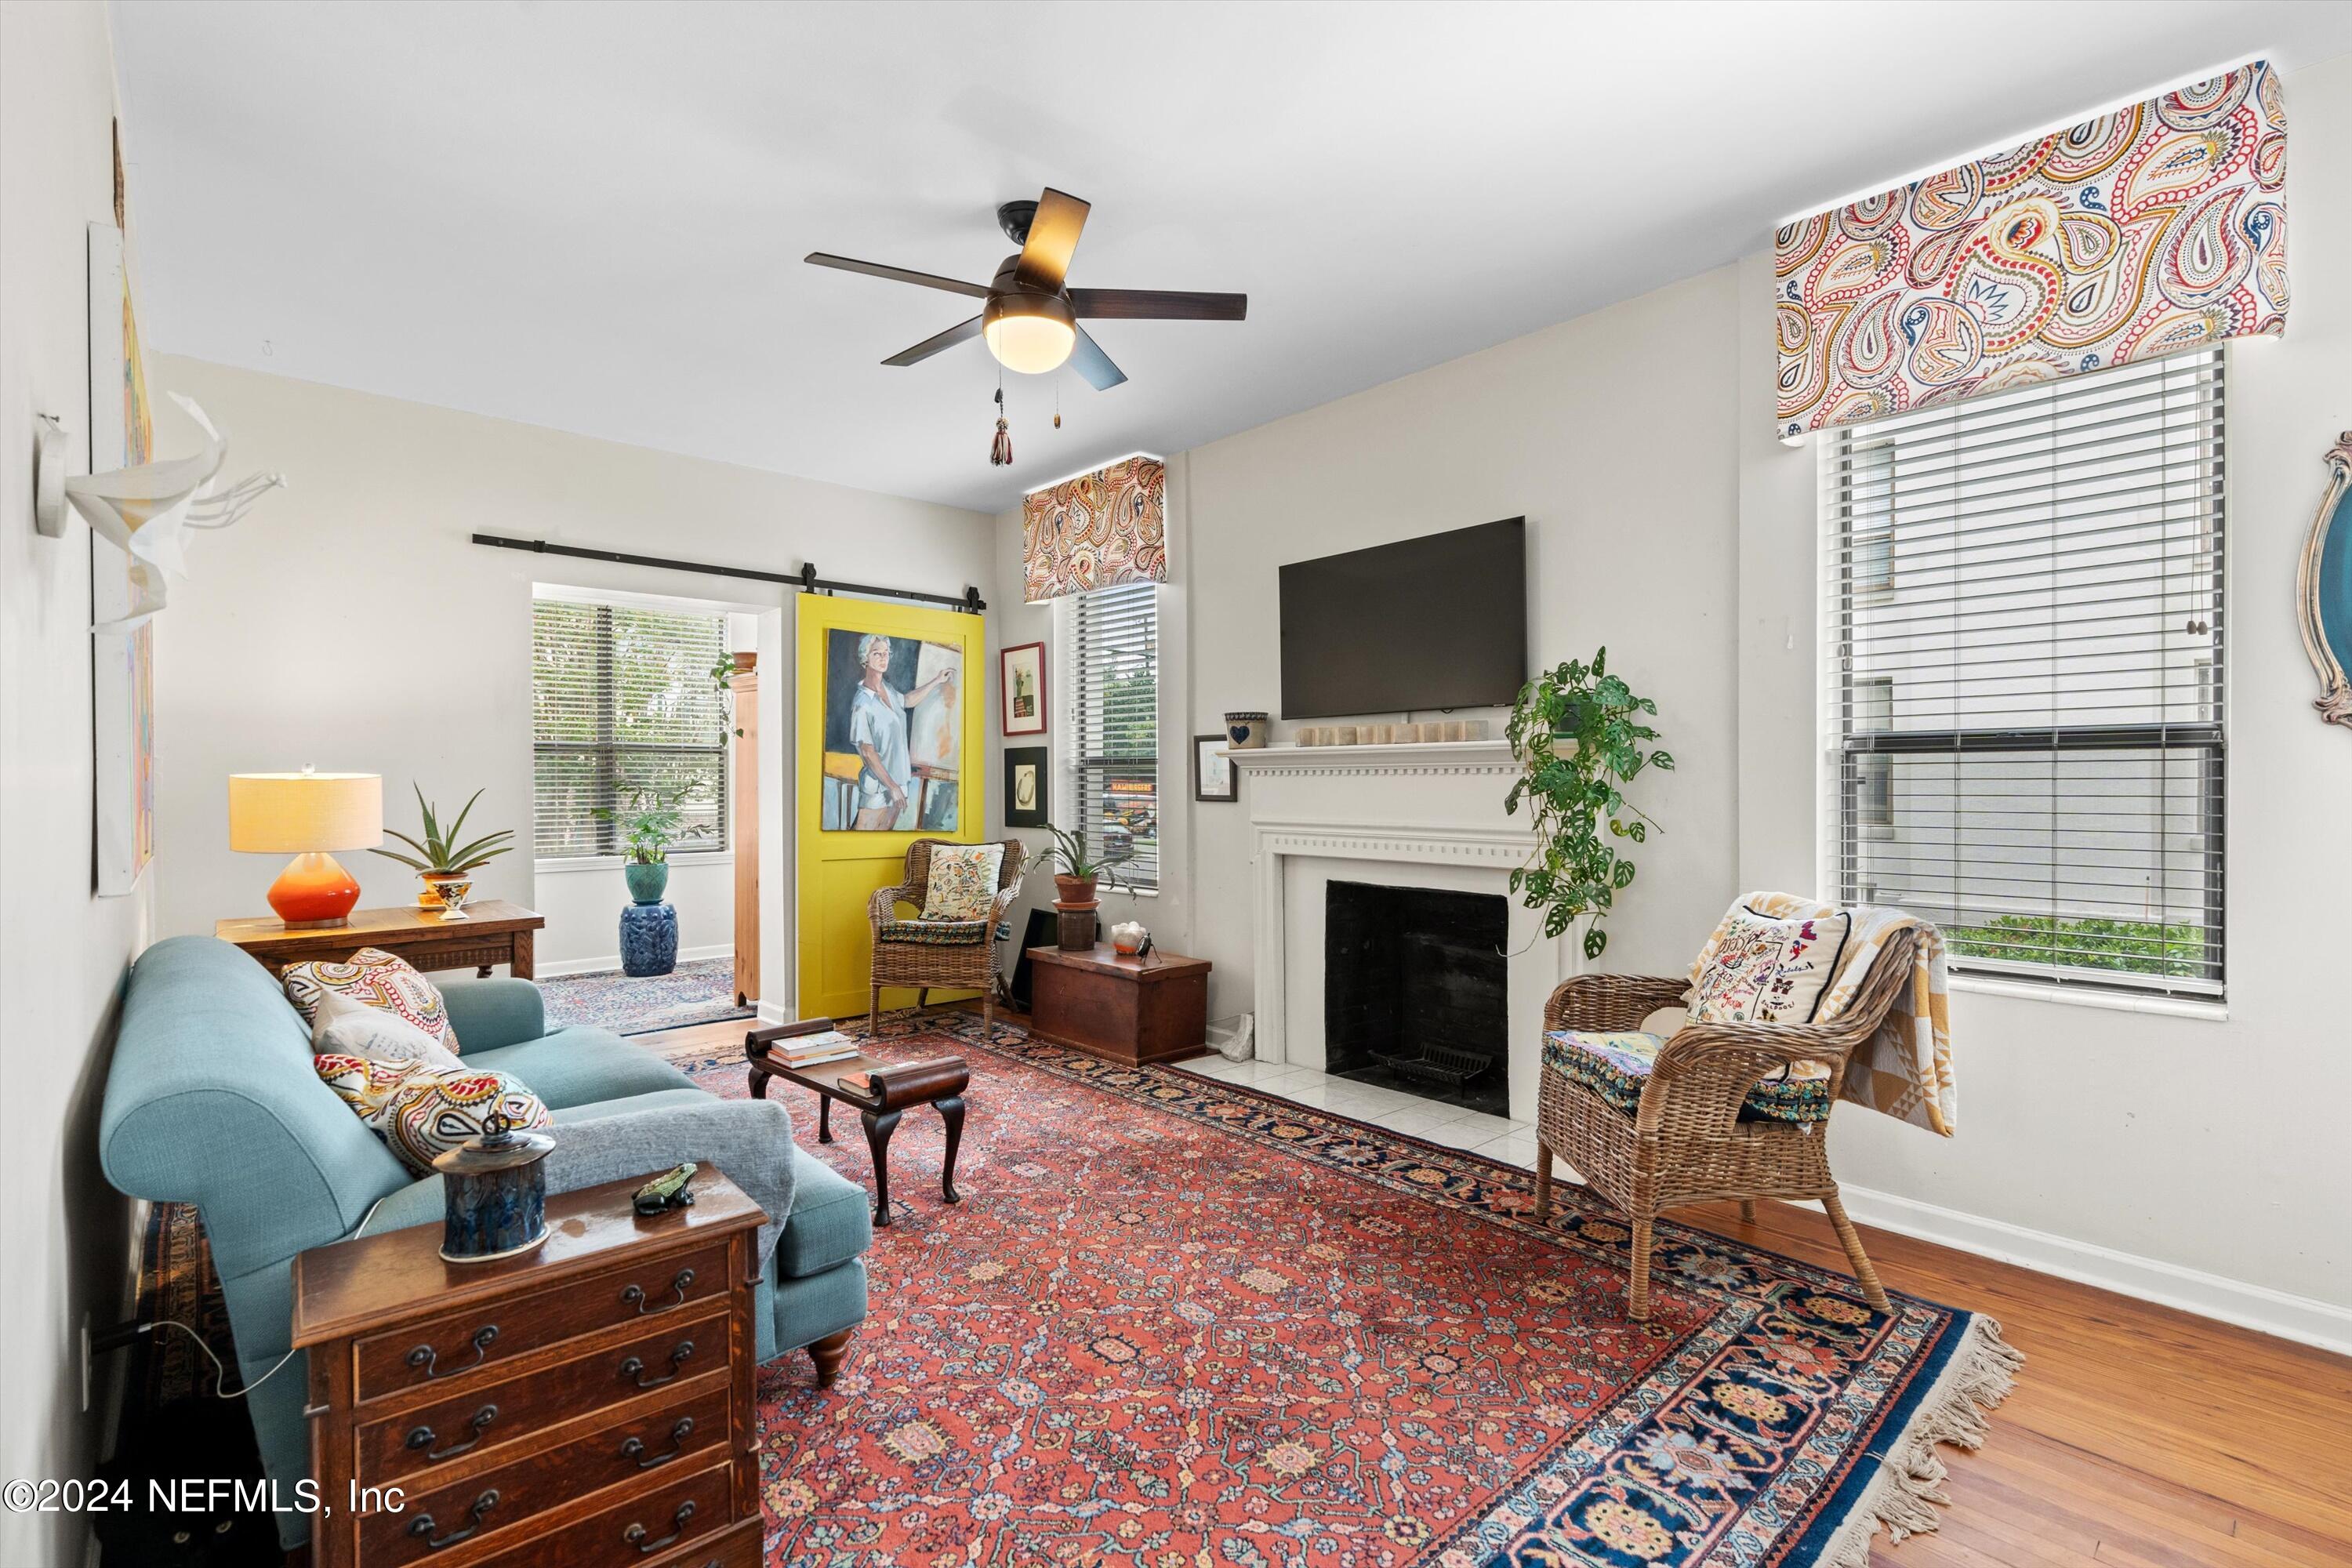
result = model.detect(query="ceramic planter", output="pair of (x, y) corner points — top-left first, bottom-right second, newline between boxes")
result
(625, 859), (670, 905)
(419, 870), (470, 909)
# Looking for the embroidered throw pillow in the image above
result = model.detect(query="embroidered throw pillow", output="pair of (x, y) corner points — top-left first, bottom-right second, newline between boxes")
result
(1687, 902), (1853, 1025)
(310, 985), (463, 1072)
(284, 947), (459, 1051)
(920, 843), (1004, 921)
(314, 1054), (550, 1177)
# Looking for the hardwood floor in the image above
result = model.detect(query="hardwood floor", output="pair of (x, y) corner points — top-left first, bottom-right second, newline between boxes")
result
(651, 1014), (2350, 1566)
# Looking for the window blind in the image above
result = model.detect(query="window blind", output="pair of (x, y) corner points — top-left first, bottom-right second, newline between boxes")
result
(1824, 348), (2225, 998)
(532, 599), (729, 858)
(1068, 582), (1159, 891)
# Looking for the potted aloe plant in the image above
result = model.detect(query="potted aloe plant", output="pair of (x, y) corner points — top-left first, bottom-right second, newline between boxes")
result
(594, 782), (712, 905)
(1029, 822), (1135, 949)
(372, 786), (517, 911)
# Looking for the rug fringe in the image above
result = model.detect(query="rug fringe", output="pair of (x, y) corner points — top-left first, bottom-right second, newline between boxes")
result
(1811, 1315), (2024, 1568)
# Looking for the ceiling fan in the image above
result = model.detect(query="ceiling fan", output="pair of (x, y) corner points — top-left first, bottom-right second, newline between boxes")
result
(805, 187), (1247, 390)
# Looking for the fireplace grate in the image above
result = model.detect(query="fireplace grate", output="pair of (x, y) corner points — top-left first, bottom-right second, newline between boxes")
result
(1367, 1040), (1496, 1091)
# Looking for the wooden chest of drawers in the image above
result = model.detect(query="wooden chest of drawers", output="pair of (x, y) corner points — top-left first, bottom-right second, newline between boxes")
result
(292, 1173), (766, 1568)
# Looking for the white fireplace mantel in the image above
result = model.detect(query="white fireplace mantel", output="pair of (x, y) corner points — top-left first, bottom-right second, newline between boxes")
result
(1229, 739), (1566, 1120)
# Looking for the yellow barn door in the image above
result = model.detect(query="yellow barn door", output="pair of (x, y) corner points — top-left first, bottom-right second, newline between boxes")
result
(795, 594), (989, 1023)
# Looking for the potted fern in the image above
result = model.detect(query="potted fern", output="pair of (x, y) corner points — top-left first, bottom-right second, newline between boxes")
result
(372, 786), (517, 910)
(1503, 648), (1673, 961)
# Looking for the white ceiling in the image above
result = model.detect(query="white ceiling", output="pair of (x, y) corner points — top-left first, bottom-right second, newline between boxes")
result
(111, 1), (2352, 515)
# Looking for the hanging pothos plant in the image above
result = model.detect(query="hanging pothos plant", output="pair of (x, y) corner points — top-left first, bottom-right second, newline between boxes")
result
(1503, 648), (1673, 960)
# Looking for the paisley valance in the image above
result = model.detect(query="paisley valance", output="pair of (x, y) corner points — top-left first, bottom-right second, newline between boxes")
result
(1776, 60), (2286, 437)
(1022, 454), (1167, 602)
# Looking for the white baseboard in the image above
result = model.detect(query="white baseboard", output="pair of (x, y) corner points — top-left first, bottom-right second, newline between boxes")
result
(1838, 1182), (2352, 1357)
(756, 999), (793, 1025)
(537, 942), (734, 979)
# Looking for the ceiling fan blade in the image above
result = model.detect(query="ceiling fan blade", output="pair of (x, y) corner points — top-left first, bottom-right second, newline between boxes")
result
(1014, 187), (1090, 292)
(1069, 288), (1247, 321)
(882, 315), (983, 367)
(805, 252), (989, 299)
(1069, 327), (1127, 391)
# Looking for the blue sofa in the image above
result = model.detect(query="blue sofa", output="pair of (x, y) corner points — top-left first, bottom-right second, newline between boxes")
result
(99, 936), (871, 1548)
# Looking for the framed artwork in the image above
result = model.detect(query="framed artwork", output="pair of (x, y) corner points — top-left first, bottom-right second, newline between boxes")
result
(818, 623), (964, 832)
(1000, 641), (1047, 735)
(2296, 432), (2352, 731)
(1193, 734), (1237, 803)
(1004, 746), (1049, 827)
(89, 216), (154, 896)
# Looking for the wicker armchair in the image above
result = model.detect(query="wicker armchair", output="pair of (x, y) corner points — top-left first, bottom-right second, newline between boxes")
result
(1532, 928), (1918, 1319)
(867, 837), (1027, 1044)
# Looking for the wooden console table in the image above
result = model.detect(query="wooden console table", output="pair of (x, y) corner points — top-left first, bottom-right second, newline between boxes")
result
(1025, 943), (1211, 1066)
(217, 900), (543, 980)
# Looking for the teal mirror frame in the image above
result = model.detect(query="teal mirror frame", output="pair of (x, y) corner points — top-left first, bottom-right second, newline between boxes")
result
(2296, 433), (2352, 731)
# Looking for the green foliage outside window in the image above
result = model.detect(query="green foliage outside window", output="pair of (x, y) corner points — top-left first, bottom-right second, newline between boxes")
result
(1945, 914), (2207, 978)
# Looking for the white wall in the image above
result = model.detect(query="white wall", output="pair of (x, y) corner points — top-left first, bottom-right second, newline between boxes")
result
(147, 357), (995, 1011)
(0, 5), (151, 1563)
(1740, 49), (2352, 1327)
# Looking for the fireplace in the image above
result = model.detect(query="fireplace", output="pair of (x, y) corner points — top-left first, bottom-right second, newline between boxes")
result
(1323, 880), (1509, 1116)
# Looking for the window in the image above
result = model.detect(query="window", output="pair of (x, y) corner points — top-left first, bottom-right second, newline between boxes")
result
(532, 597), (729, 858)
(1824, 349), (2225, 999)
(1065, 581), (1159, 891)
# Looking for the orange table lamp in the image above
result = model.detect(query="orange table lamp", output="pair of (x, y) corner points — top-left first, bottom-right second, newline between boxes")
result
(229, 768), (383, 928)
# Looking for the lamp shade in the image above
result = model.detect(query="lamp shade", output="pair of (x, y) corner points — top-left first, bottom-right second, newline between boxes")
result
(228, 771), (382, 853)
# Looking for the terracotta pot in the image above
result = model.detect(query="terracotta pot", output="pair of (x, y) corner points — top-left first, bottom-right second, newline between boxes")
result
(1053, 873), (1099, 907)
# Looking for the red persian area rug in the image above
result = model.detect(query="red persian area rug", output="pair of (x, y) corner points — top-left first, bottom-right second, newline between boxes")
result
(655, 1012), (2020, 1568)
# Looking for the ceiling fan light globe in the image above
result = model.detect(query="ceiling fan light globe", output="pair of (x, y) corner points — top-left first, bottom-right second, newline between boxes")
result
(982, 293), (1077, 375)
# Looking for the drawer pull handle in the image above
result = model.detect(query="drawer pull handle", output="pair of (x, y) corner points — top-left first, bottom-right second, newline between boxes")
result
(406, 1324), (498, 1381)
(619, 1339), (695, 1390)
(405, 1404), (499, 1463)
(620, 1268), (696, 1316)
(407, 1489), (499, 1551)
(622, 1500), (695, 1555)
(620, 1416), (696, 1470)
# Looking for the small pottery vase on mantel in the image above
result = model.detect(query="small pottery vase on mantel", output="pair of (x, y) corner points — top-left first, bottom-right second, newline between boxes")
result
(624, 860), (670, 906)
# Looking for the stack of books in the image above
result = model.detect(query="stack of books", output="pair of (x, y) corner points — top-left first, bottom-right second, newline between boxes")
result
(772, 1029), (859, 1069)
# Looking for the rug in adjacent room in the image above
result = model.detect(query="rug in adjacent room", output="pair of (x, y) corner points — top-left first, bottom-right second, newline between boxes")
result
(539, 956), (755, 1036)
(660, 1013), (2020, 1568)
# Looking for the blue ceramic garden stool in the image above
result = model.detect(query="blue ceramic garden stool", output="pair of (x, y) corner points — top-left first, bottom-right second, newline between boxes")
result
(620, 901), (679, 977)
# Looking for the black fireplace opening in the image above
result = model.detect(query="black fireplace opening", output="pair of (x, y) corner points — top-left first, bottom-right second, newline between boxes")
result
(1323, 880), (1508, 1116)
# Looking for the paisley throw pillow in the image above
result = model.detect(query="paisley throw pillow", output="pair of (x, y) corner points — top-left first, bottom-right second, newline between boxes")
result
(284, 947), (459, 1051)
(1687, 902), (1853, 1025)
(314, 1054), (550, 1177)
(920, 843), (1005, 921)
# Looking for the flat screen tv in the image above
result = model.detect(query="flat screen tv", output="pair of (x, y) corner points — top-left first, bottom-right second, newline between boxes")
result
(1279, 517), (1527, 720)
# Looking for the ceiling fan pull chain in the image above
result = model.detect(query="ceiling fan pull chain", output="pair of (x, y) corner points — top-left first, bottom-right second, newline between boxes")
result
(990, 383), (1013, 468)
(1054, 381), (1062, 430)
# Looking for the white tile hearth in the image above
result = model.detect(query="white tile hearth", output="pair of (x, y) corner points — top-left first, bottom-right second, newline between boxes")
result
(1181, 1058), (1543, 1171)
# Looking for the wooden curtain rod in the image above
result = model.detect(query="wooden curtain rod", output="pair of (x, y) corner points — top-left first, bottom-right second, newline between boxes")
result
(469, 533), (985, 612)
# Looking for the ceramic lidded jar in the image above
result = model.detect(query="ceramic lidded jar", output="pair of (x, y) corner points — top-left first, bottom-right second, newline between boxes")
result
(434, 1110), (556, 1263)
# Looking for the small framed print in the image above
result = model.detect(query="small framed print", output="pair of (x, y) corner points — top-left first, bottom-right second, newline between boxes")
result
(1193, 734), (1237, 803)
(1000, 641), (1047, 736)
(1004, 745), (1050, 827)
